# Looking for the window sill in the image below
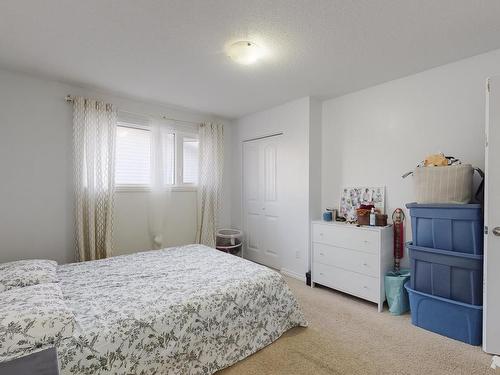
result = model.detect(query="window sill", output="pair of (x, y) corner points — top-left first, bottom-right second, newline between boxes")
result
(115, 185), (198, 193)
(169, 185), (198, 192)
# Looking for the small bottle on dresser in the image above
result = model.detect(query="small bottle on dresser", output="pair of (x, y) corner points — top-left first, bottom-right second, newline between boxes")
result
(369, 208), (376, 226)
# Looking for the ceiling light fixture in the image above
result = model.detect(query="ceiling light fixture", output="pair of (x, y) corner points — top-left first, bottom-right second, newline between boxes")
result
(227, 41), (263, 65)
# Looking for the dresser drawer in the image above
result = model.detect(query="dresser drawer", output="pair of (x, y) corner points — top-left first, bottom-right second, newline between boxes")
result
(313, 262), (379, 303)
(313, 243), (378, 277)
(312, 223), (380, 253)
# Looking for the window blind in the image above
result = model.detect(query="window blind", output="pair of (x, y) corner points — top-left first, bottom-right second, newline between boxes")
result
(115, 125), (152, 186)
(183, 137), (199, 184)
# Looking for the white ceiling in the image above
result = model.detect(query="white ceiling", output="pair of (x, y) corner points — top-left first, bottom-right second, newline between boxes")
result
(1, 1), (500, 119)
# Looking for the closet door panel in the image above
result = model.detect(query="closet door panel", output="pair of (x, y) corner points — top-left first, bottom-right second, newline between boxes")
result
(243, 135), (282, 269)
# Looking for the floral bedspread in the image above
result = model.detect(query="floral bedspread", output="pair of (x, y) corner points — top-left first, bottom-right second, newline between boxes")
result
(56, 245), (306, 374)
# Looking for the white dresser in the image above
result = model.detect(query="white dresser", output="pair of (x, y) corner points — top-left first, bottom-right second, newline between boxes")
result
(311, 221), (393, 312)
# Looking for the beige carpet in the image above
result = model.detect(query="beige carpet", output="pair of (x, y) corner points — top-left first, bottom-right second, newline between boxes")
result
(219, 277), (493, 375)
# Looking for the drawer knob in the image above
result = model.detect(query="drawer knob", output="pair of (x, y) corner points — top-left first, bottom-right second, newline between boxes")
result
(363, 286), (368, 289)
(363, 263), (368, 266)
(320, 252), (324, 256)
(319, 233), (324, 236)
(363, 240), (369, 244)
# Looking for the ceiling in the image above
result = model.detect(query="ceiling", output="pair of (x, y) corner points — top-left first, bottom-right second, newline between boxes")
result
(1, 1), (500, 119)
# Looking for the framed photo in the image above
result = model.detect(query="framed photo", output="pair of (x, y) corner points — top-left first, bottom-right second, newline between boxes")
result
(339, 186), (385, 222)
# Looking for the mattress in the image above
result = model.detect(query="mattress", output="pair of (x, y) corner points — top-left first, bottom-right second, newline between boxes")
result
(55, 244), (306, 374)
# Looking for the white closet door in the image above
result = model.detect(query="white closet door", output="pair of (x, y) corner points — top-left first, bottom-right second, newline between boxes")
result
(484, 77), (500, 354)
(243, 135), (281, 269)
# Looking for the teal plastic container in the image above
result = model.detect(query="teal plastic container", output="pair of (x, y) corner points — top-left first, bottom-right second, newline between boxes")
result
(385, 269), (411, 315)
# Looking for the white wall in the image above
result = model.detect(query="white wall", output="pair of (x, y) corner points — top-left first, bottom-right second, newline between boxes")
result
(0, 69), (74, 264)
(322, 48), (500, 263)
(309, 98), (322, 219)
(308, 98), (322, 270)
(0, 68), (231, 264)
(231, 97), (319, 278)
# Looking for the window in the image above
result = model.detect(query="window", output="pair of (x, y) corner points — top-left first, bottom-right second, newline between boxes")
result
(114, 119), (198, 190)
(182, 136), (199, 184)
(115, 125), (151, 187)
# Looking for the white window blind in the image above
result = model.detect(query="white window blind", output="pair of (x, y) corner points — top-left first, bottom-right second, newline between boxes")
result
(182, 137), (199, 184)
(162, 132), (175, 185)
(115, 125), (152, 186)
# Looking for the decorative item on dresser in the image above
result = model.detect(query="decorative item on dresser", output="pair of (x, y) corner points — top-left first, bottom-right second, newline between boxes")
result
(311, 221), (393, 312)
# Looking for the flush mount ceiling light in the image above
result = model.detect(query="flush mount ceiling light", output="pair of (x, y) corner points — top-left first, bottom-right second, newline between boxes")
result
(227, 41), (263, 65)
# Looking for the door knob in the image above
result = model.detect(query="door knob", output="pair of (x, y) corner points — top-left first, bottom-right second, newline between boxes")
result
(493, 227), (500, 236)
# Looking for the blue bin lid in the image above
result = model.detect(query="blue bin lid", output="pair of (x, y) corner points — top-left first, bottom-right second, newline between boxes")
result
(406, 202), (482, 209)
(406, 242), (484, 260)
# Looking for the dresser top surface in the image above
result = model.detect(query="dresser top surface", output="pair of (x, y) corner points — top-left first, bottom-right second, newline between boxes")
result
(312, 220), (392, 231)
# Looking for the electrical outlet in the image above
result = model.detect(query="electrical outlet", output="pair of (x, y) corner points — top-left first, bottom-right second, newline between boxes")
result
(295, 250), (300, 259)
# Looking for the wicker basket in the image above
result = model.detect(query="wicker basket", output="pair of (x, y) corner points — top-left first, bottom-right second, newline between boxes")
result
(356, 209), (371, 225)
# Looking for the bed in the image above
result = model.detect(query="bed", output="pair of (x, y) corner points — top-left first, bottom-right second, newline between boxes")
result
(0, 245), (306, 374)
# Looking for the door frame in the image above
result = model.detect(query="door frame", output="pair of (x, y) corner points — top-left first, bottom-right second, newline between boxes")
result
(484, 77), (500, 354)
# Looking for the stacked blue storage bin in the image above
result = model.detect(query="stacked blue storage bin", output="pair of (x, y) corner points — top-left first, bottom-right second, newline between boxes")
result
(404, 203), (483, 345)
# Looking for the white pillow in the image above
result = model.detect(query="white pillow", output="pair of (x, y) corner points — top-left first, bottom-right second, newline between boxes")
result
(0, 283), (75, 363)
(0, 259), (58, 292)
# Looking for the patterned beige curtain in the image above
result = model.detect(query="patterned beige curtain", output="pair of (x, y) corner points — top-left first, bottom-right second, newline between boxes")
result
(73, 97), (117, 261)
(196, 122), (224, 247)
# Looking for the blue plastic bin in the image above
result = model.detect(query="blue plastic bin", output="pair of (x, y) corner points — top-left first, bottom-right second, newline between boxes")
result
(406, 203), (483, 255)
(408, 243), (483, 305)
(405, 282), (482, 345)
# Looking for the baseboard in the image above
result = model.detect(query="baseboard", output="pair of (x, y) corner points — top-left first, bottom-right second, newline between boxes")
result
(280, 268), (306, 282)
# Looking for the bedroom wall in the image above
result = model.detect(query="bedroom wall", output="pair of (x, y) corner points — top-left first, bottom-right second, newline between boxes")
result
(322, 48), (500, 264)
(231, 97), (320, 279)
(0, 68), (231, 264)
(309, 98), (323, 270)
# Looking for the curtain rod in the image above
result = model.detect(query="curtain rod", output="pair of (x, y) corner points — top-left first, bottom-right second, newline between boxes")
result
(65, 95), (200, 126)
(243, 132), (284, 143)
(160, 115), (200, 126)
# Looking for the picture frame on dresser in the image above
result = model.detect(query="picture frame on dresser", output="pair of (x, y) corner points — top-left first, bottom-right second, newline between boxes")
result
(339, 186), (385, 222)
(310, 220), (393, 312)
